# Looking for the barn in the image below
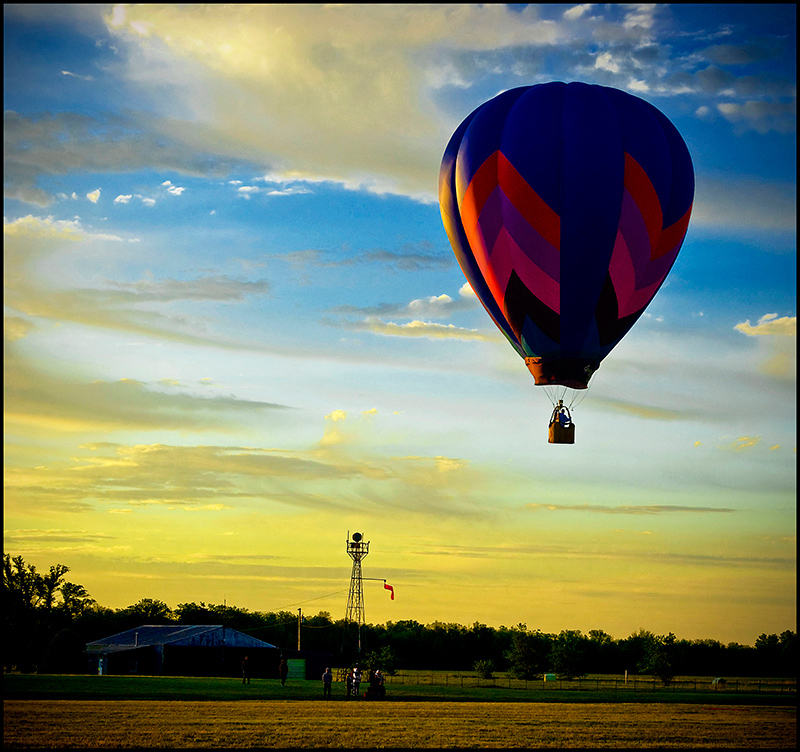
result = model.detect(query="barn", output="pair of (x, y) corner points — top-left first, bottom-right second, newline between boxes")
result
(86, 624), (333, 680)
(86, 624), (279, 677)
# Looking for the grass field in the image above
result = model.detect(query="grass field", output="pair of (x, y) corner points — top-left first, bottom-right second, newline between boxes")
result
(4, 674), (796, 749)
(4, 672), (795, 705)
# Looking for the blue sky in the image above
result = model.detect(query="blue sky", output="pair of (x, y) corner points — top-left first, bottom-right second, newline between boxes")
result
(3, 4), (795, 645)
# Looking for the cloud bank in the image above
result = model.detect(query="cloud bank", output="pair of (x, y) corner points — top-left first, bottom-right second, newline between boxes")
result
(4, 4), (795, 230)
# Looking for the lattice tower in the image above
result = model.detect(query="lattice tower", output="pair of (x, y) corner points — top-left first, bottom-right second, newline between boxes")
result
(341, 531), (369, 668)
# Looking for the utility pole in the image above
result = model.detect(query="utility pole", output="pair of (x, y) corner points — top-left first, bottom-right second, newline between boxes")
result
(297, 608), (302, 651)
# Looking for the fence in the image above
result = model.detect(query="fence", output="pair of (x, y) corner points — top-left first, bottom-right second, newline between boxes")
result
(382, 672), (796, 695)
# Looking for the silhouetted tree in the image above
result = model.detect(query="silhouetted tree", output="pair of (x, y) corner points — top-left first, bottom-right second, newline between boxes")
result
(174, 601), (217, 624)
(551, 629), (590, 680)
(755, 631), (797, 677)
(619, 628), (657, 676)
(3, 554), (101, 672)
(123, 598), (174, 623)
(59, 582), (96, 619)
(586, 629), (618, 673)
(363, 645), (398, 676)
(639, 632), (682, 686)
(686, 638), (726, 676)
(777, 631), (797, 672)
(381, 620), (428, 669)
(504, 625), (553, 679)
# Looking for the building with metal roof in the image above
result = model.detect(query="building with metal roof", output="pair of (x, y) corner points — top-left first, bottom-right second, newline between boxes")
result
(86, 624), (279, 677)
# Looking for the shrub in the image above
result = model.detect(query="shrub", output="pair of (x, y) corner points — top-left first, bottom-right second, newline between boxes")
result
(473, 659), (495, 679)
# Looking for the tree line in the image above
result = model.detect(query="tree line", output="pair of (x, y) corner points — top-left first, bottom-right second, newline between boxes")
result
(3, 554), (795, 681)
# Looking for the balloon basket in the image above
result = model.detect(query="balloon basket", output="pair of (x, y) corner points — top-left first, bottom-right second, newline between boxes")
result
(549, 422), (575, 444)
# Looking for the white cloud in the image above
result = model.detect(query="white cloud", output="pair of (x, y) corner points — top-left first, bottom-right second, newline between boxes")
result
(4, 215), (84, 240)
(162, 180), (186, 196)
(623, 4), (658, 31)
(407, 294), (454, 317)
(717, 101), (797, 135)
(595, 52), (620, 73)
(563, 5), (595, 21)
(735, 314), (796, 337)
(734, 315), (796, 381)
(86, 188), (101, 203)
(114, 193), (157, 207)
(265, 187), (312, 197)
(61, 69), (94, 82)
(359, 317), (492, 341)
(97, 4), (564, 199)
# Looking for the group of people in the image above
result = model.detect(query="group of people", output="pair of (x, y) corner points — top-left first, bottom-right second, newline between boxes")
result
(243, 657), (385, 699)
(325, 665), (384, 699)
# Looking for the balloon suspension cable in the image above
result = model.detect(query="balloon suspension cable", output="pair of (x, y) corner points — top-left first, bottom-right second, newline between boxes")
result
(543, 384), (568, 409)
(542, 382), (592, 412)
(567, 380), (592, 411)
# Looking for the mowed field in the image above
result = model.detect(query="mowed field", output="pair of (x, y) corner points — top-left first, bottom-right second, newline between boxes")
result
(4, 675), (796, 749)
(4, 699), (797, 748)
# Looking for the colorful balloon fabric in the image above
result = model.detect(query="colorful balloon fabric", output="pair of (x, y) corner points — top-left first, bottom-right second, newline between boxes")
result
(439, 82), (694, 389)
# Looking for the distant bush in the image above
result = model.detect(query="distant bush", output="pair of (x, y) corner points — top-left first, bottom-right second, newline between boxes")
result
(473, 659), (495, 679)
(364, 645), (397, 676)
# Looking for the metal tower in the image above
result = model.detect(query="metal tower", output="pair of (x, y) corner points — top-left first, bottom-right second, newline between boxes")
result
(344, 531), (369, 654)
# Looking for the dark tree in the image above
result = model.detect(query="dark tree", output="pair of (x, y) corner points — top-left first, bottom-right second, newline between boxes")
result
(2, 554), (91, 672)
(363, 645), (398, 675)
(504, 625), (553, 679)
(755, 631), (797, 677)
(550, 629), (590, 680)
(586, 629), (618, 673)
(123, 598), (174, 623)
(174, 601), (217, 624)
(639, 632), (682, 686)
(618, 628), (657, 675)
(59, 582), (96, 619)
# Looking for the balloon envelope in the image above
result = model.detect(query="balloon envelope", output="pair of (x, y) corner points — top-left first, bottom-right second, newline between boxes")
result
(439, 82), (694, 389)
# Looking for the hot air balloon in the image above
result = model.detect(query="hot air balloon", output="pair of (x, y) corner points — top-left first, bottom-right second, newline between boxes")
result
(439, 82), (694, 443)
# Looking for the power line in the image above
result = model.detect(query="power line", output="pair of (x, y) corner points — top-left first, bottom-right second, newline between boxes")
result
(266, 588), (349, 614)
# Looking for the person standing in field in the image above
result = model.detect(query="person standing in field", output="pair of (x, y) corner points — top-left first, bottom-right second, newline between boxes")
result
(241, 655), (251, 685)
(352, 665), (362, 697)
(368, 669), (385, 699)
(322, 667), (333, 699)
(279, 658), (289, 687)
